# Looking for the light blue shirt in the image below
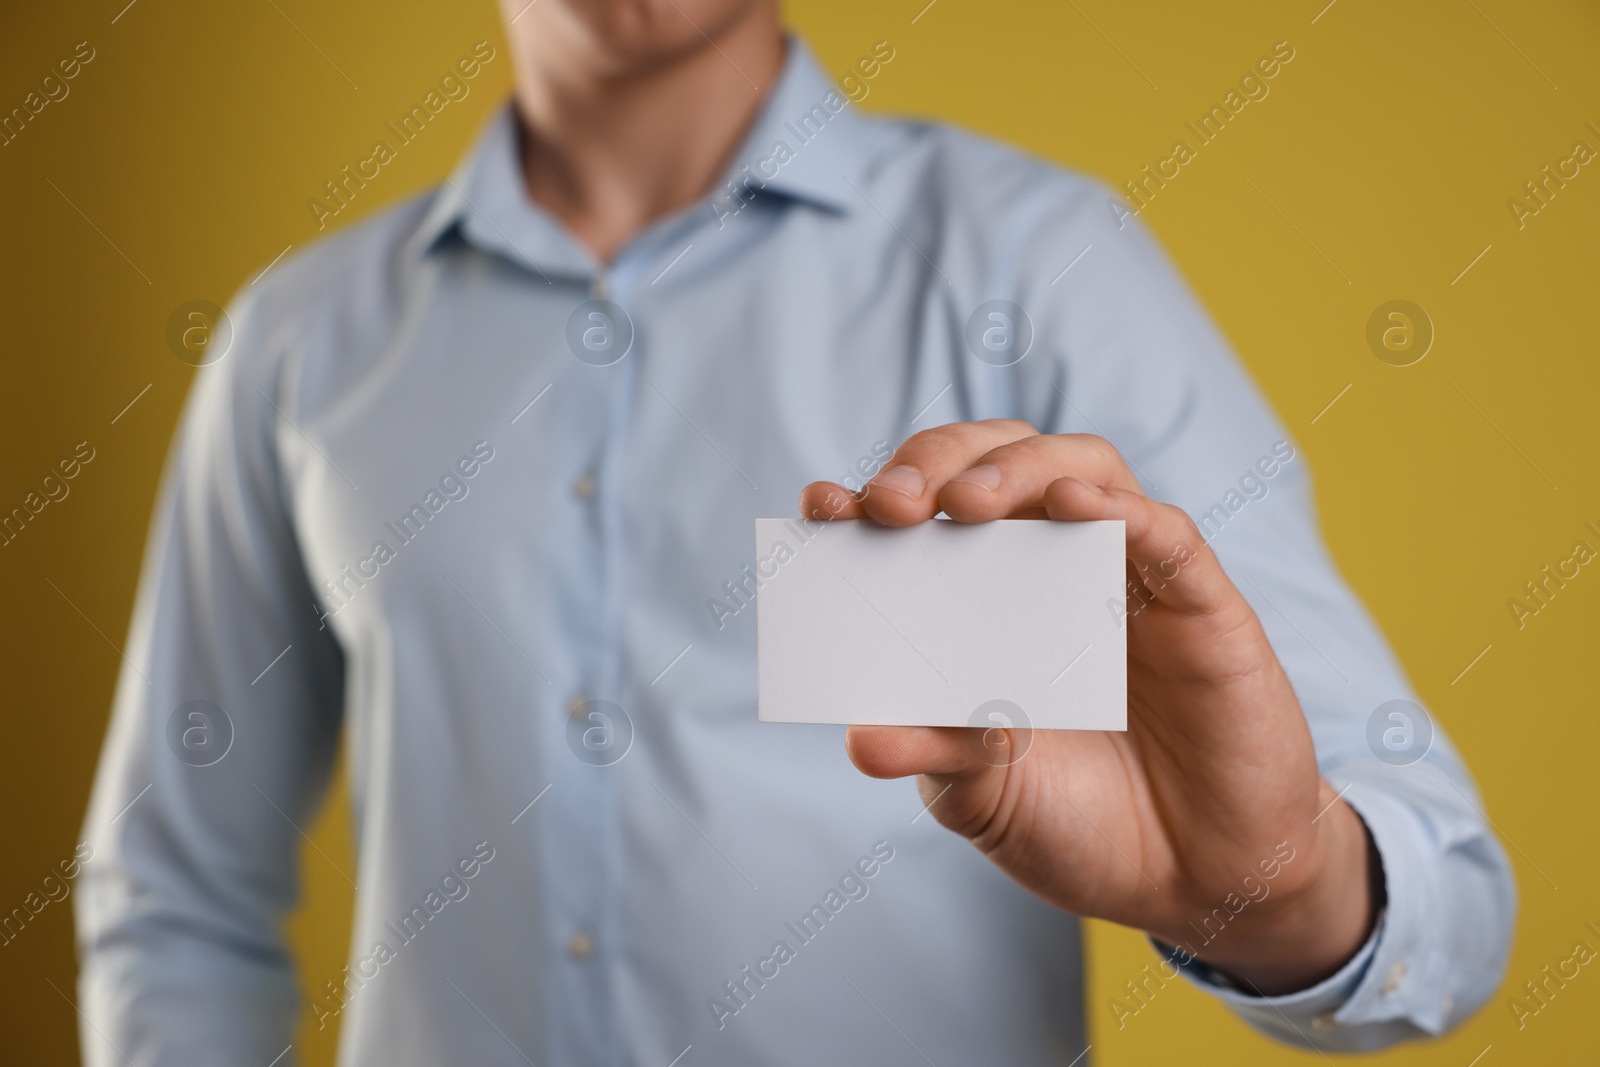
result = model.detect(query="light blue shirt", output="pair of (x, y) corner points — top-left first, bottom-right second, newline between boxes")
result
(77, 40), (1513, 1066)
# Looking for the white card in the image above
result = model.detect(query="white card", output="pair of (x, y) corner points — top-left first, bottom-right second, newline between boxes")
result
(755, 518), (1126, 730)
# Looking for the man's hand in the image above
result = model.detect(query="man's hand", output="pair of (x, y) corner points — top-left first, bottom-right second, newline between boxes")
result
(799, 420), (1379, 995)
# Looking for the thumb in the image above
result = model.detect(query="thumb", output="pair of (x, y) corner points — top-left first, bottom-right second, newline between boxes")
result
(845, 724), (1018, 838)
(845, 724), (982, 779)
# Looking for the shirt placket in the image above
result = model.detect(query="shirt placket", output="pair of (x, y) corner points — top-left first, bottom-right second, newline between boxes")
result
(536, 256), (650, 1067)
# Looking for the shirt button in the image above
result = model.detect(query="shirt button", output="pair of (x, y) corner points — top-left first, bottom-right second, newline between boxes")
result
(573, 473), (596, 499)
(1310, 1012), (1335, 1031)
(589, 276), (610, 300)
(567, 931), (595, 959)
(1381, 961), (1407, 994)
(566, 695), (588, 719)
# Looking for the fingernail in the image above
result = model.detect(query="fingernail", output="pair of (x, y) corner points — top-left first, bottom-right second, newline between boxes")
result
(872, 465), (926, 498)
(950, 464), (1002, 491)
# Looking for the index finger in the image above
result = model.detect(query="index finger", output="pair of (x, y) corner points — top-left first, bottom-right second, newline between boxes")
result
(800, 419), (1038, 526)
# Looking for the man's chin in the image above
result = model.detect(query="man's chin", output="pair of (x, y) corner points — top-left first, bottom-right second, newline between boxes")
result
(520, 0), (770, 77)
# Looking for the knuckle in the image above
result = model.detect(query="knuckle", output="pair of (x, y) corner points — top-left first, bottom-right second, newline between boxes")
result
(1161, 503), (1205, 546)
(985, 434), (1048, 465)
(898, 419), (1037, 471)
(980, 418), (1037, 436)
(903, 424), (968, 455)
(1070, 433), (1120, 467)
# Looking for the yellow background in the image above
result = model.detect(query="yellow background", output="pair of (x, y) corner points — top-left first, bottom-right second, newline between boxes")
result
(2, 0), (1596, 1062)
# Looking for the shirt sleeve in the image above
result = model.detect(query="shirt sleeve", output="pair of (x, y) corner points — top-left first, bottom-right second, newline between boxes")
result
(74, 285), (345, 1066)
(1001, 179), (1517, 1051)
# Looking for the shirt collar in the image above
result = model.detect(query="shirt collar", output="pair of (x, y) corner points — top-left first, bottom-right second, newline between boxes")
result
(716, 36), (871, 214)
(410, 38), (872, 276)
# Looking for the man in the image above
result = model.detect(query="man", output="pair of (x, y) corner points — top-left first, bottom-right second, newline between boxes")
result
(77, 0), (1513, 1063)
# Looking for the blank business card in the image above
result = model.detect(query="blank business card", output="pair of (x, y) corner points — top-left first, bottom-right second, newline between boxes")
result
(755, 518), (1126, 730)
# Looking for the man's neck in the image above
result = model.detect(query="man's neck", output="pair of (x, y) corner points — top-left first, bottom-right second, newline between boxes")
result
(509, 10), (786, 263)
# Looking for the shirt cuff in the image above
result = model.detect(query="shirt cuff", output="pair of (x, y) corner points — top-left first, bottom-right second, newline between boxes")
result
(1154, 782), (1483, 1051)
(1154, 907), (1384, 1033)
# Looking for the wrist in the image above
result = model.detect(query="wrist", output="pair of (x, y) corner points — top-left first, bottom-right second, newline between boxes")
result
(1154, 790), (1382, 996)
